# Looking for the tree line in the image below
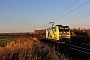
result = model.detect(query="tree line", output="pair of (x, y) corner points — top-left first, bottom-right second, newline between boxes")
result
(71, 27), (90, 36)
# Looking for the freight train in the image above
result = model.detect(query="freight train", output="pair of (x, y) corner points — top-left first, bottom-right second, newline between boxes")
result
(34, 25), (71, 42)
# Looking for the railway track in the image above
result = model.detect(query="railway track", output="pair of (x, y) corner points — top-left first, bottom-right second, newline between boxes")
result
(66, 44), (90, 55)
(40, 39), (90, 60)
(41, 39), (90, 55)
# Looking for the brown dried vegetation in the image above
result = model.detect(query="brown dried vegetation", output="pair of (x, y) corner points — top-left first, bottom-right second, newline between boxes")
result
(0, 36), (65, 60)
(71, 28), (90, 36)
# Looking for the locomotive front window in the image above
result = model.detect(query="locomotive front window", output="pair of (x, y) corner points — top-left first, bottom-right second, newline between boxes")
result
(64, 29), (69, 31)
(59, 26), (70, 31)
(59, 28), (69, 31)
(59, 29), (64, 31)
(59, 28), (64, 31)
(64, 28), (69, 31)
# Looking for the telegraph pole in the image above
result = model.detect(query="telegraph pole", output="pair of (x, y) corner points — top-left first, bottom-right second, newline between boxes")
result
(34, 26), (35, 38)
(34, 26), (35, 31)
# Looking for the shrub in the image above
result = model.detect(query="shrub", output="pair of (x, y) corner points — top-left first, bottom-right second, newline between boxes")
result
(0, 37), (66, 60)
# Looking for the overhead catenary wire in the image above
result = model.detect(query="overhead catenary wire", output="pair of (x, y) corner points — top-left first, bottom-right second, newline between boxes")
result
(53, 0), (90, 22)
(36, 0), (90, 29)
(64, 9), (90, 23)
(63, 14), (90, 24)
(40, 0), (80, 29)
(52, 0), (80, 21)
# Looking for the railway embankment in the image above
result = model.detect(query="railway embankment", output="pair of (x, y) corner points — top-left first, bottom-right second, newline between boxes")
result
(0, 37), (69, 60)
(40, 38), (90, 60)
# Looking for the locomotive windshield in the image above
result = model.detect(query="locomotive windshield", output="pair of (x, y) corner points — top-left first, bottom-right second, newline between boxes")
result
(64, 28), (69, 31)
(59, 26), (69, 31)
(59, 28), (64, 31)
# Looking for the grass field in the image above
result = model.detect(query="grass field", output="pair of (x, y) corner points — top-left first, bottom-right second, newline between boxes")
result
(0, 38), (16, 47)
(0, 39), (10, 46)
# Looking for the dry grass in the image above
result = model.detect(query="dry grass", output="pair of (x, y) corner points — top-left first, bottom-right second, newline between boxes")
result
(0, 37), (67, 60)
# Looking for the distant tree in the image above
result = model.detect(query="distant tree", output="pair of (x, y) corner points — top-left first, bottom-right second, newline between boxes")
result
(82, 28), (86, 33)
(22, 33), (31, 38)
(78, 27), (80, 31)
(87, 31), (90, 36)
(73, 28), (77, 31)
(71, 31), (76, 36)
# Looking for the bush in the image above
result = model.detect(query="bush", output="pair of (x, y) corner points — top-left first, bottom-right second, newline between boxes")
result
(0, 37), (66, 60)
(71, 36), (90, 43)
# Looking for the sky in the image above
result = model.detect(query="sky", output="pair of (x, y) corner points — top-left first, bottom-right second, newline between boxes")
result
(0, 0), (90, 33)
